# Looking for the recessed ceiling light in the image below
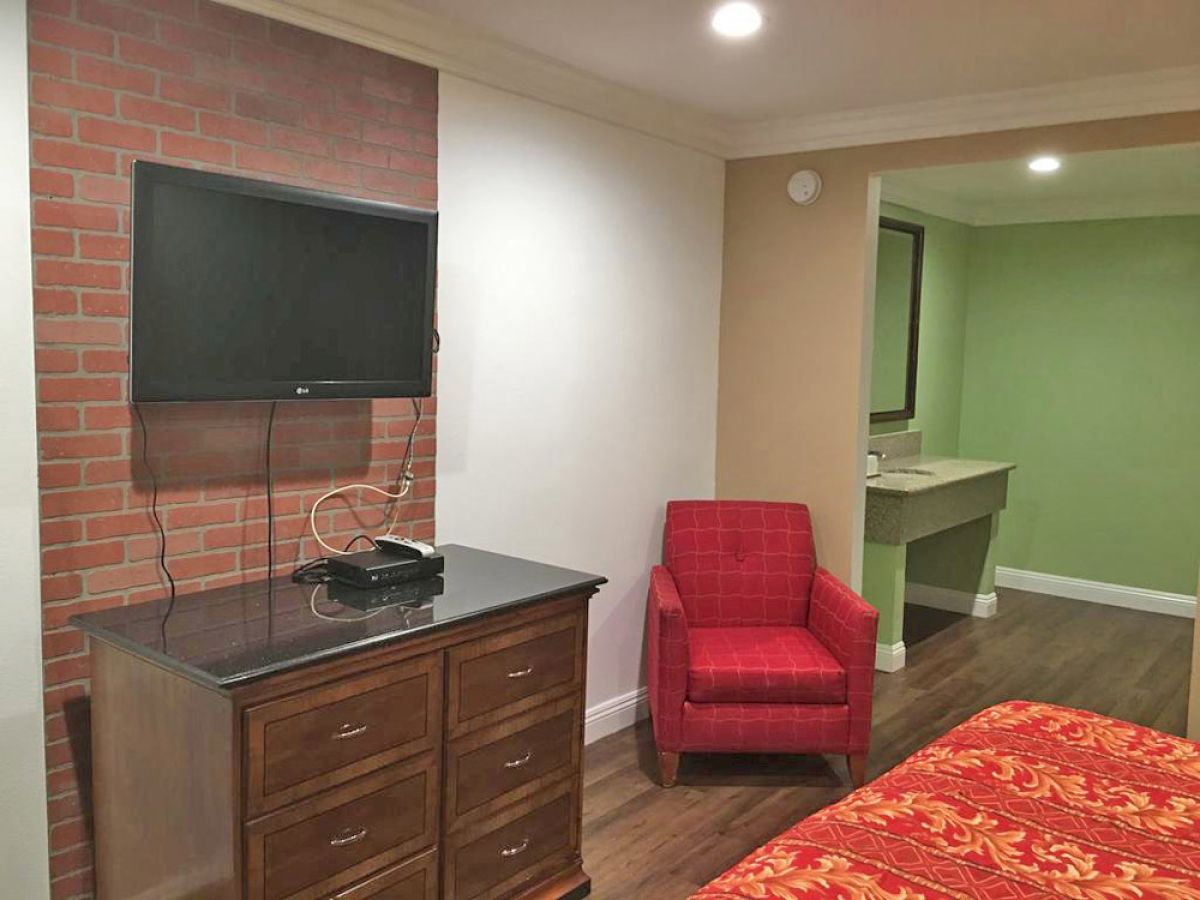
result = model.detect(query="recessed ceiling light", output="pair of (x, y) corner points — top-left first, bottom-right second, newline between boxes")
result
(1028, 156), (1061, 173)
(711, 2), (763, 38)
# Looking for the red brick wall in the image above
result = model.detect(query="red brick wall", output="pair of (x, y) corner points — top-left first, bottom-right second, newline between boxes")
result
(27, 2), (438, 895)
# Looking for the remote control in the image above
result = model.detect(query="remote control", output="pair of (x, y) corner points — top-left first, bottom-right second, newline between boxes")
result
(374, 536), (436, 559)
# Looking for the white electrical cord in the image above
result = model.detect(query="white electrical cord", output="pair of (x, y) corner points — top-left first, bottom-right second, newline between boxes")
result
(306, 398), (423, 556)
(308, 477), (412, 556)
(381, 476), (413, 537)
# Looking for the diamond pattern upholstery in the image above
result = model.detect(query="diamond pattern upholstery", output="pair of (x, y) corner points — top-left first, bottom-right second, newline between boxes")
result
(647, 500), (879, 763)
(682, 702), (852, 754)
(688, 626), (846, 704)
(809, 567), (880, 754)
(663, 500), (815, 626)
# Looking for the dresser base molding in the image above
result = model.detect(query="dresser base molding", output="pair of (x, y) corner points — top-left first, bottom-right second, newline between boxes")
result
(517, 865), (591, 900)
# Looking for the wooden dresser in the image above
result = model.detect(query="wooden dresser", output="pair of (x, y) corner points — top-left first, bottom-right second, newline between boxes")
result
(72, 545), (605, 900)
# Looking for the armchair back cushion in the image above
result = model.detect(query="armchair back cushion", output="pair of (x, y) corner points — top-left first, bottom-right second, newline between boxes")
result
(663, 500), (816, 627)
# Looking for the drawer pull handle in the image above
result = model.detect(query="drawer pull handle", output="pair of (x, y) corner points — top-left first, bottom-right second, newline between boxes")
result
(499, 837), (530, 858)
(506, 666), (534, 679)
(329, 826), (369, 847)
(332, 722), (368, 741)
(504, 750), (534, 769)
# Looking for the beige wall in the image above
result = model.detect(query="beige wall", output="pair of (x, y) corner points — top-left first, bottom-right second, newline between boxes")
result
(717, 111), (1200, 586)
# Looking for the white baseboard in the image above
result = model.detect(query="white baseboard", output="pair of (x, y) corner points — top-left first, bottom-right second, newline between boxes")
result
(875, 641), (907, 673)
(907, 583), (998, 618)
(995, 566), (1195, 619)
(584, 686), (649, 744)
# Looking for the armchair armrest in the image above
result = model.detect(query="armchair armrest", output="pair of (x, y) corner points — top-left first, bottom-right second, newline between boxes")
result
(808, 567), (879, 754)
(646, 565), (689, 752)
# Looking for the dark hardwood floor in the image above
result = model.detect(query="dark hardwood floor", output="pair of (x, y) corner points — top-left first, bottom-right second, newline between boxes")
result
(580, 588), (1193, 899)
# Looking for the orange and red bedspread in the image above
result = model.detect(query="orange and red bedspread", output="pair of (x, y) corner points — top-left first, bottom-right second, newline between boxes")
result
(692, 701), (1200, 899)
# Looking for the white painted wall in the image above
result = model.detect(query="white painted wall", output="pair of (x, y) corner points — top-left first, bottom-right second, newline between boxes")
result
(436, 76), (724, 740)
(0, 0), (51, 894)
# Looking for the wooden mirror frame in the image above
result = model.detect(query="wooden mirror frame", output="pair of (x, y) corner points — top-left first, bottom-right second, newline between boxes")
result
(870, 216), (925, 423)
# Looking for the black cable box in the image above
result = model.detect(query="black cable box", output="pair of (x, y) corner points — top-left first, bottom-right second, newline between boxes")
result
(326, 549), (445, 589)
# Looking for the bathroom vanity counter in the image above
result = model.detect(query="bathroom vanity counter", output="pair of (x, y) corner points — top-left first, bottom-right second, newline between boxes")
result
(867, 455), (1015, 497)
(866, 455), (1015, 545)
(862, 433), (1016, 672)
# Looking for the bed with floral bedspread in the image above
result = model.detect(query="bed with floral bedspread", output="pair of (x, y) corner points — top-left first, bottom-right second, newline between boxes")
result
(692, 701), (1200, 899)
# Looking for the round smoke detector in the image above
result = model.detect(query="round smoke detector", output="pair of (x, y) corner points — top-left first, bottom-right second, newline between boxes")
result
(787, 169), (822, 206)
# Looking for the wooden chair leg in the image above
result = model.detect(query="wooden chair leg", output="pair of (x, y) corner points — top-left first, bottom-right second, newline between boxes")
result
(847, 753), (868, 788)
(658, 751), (680, 787)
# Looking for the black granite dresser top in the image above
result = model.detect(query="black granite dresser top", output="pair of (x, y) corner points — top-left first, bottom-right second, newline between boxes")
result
(71, 544), (605, 690)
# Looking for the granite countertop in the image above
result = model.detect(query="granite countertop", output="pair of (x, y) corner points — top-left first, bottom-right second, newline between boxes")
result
(866, 454), (1016, 497)
(71, 544), (606, 691)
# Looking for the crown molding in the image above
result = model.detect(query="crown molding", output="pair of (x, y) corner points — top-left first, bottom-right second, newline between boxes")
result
(727, 65), (1200, 159)
(214, 1), (1200, 161)
(213, 0), (732, 157)
(882, 180), (1200, 227)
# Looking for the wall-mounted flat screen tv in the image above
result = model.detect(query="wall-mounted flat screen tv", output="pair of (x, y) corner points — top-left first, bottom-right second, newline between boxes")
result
(130, 161), (437, 402)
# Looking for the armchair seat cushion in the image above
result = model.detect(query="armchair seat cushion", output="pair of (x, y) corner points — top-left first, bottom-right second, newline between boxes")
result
(687, 626), (846, 704)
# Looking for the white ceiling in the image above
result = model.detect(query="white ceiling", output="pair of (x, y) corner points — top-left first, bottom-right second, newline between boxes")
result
(216, 0), (1200, 156)
(882, 143), (1200, 225)
(399, 0), (1200, 121)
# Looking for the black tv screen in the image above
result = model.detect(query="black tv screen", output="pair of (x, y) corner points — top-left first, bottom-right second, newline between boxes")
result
(130, 162), (437, 402)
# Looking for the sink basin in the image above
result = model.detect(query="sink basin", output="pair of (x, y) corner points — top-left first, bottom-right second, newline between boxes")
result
(889, 467), (934, 475)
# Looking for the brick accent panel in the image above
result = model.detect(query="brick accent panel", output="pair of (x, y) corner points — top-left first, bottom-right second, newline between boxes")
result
(27, 2), (438, 896)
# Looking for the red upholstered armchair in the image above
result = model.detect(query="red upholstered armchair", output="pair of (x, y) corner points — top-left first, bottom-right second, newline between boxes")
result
(646, 500), (879, 788)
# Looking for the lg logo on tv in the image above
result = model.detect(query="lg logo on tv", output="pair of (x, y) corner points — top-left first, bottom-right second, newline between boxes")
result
(295, 385), (310, 395)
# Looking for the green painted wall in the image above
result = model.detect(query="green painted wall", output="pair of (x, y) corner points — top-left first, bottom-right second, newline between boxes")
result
(862, 540), (907, 646)
(907, 513), (999, 595)
(958, 216), (1200, 596)
(870, 203), (971, 456)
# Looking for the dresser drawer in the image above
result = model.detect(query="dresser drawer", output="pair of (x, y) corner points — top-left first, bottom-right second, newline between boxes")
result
(245, 755), (438, 900)
(245, 653), (442, 815)
(444, 779), (579, 900)
(322, 849), (437, 900)
(447, 697), (580, 829)
(447, 613), (584, 735)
